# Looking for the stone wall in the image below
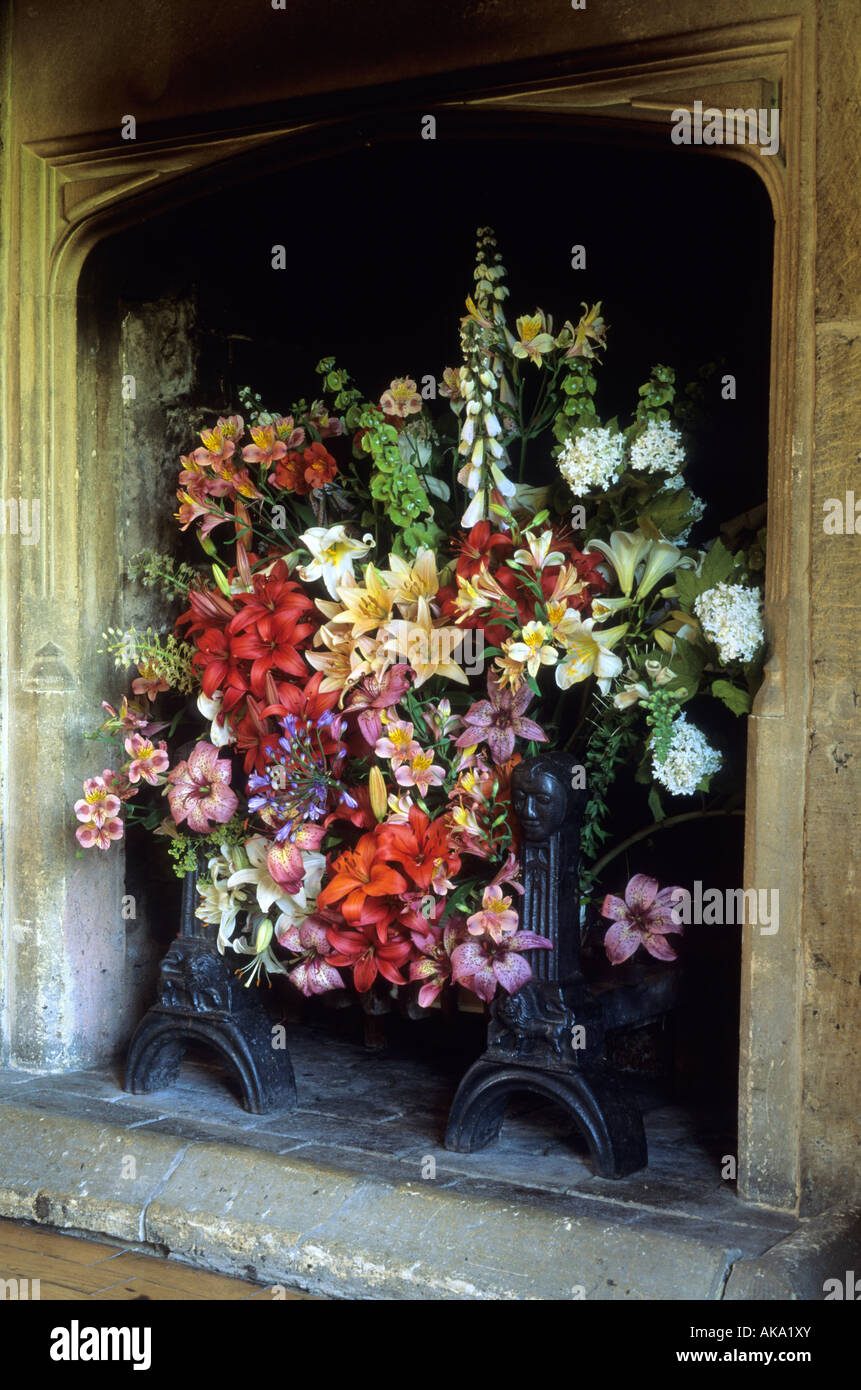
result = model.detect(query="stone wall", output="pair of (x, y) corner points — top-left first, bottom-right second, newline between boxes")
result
(0, 0), (858, 1215)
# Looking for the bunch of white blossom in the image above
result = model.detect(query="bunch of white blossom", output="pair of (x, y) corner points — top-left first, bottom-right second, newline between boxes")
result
(652, 713), (722, 796)
(629, 418), (686, 475)
(694, 582), (763, 663)
(557, 426), (625, 495)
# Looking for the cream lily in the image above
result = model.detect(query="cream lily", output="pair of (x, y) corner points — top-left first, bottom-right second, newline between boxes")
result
(586, 530), (652, 597)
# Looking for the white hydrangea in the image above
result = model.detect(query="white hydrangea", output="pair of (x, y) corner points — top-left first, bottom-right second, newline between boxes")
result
(557, 427), (625, 495)
(652, 714), (722, 796)
(694, 582), (764, 663)
(629, 418), (686, 475)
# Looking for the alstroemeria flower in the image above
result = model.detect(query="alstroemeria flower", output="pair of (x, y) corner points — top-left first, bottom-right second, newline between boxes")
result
(375, 719), (420, 769)
(74, 778), (120, 824)
(395, 749), (446, 797)
(450, 930), (552, 1002)
(298, 525), (375, 599)
(380, 377), (422, 418)
(132, 659), (170, 703)
(241, 423), (288, 469)
(124, 734), (170, 786)
(302, 441), (338, 490)
(503, 622), (558, 680)
(166, 741), (238, 832)
(601, 874), (684, 964)
(466, 884), (519, 943)
(509, 310), (555, 367)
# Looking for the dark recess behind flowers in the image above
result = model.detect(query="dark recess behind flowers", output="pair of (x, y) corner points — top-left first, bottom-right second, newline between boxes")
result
(80, 126), (771, 1104)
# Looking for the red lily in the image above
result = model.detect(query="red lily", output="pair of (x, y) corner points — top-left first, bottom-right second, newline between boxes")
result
(325, 920), (414, 993)
(376, 806), (461, 893)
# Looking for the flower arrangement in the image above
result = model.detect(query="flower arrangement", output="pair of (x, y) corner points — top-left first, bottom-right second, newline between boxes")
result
(75, 227), (766, 1001)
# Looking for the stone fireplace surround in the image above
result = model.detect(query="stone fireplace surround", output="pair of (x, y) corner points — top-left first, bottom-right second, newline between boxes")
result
(1, 1), (859, 1250)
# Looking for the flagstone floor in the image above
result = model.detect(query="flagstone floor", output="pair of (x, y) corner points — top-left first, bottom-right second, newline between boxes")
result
(0, 1020), (799, 1299)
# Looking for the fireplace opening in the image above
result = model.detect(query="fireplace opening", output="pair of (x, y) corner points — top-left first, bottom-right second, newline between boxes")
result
(77, 119), (772, 1166)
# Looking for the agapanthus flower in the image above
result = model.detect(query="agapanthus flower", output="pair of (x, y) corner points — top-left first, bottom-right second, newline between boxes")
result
(651, 714), (721, 796)
(454, 670), (546, 765)
(693, 583), (764, 664)
(166, 741), (238, 832)
(601, 874), (684, 964)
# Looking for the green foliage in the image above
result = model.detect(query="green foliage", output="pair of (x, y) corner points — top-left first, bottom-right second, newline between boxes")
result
(315, 357), (364, 415)
(168, 817), (250, 881)
(127, 550), (199, 601)
(579, 706), (640, 877)
(710, 679), (752, 715)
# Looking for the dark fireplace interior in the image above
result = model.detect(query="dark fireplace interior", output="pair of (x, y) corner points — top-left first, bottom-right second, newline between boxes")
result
(78, 114), (773, 1154)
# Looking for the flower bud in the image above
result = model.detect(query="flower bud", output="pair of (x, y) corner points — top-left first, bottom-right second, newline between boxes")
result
(369, 765), (387, 821)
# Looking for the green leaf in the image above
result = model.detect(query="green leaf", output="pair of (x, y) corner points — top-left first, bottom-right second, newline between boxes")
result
(648, 787), (666, 823)
(665, 637), (705, 699)
(675, 568), (703, 611)
(711, 679), (752, 715)
(700, 538), (736, 588)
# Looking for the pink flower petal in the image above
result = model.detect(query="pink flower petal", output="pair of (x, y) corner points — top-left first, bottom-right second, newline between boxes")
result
(624, 874), (658, 912)
(604, 921), (642, 965)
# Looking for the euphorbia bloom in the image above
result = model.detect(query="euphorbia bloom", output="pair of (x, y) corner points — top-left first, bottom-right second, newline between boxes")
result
(600, 874), (684, 964)
(317, 834), (408, 923)
(166, 741), (238, 832)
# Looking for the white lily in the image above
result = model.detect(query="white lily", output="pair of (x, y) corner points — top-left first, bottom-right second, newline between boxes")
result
(196, 689), (234, 748)
(635, 541), (683, 600)
(298, 525), (374, 599)
(585, 530), (652, 597)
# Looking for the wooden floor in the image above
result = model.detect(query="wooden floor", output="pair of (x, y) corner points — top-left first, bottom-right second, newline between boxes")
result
(0, 1218), (315, 1300)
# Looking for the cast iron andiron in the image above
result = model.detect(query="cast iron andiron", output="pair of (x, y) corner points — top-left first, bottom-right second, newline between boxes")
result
(445, 752), (647, 1178)
(124, 855), (296, 1114)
